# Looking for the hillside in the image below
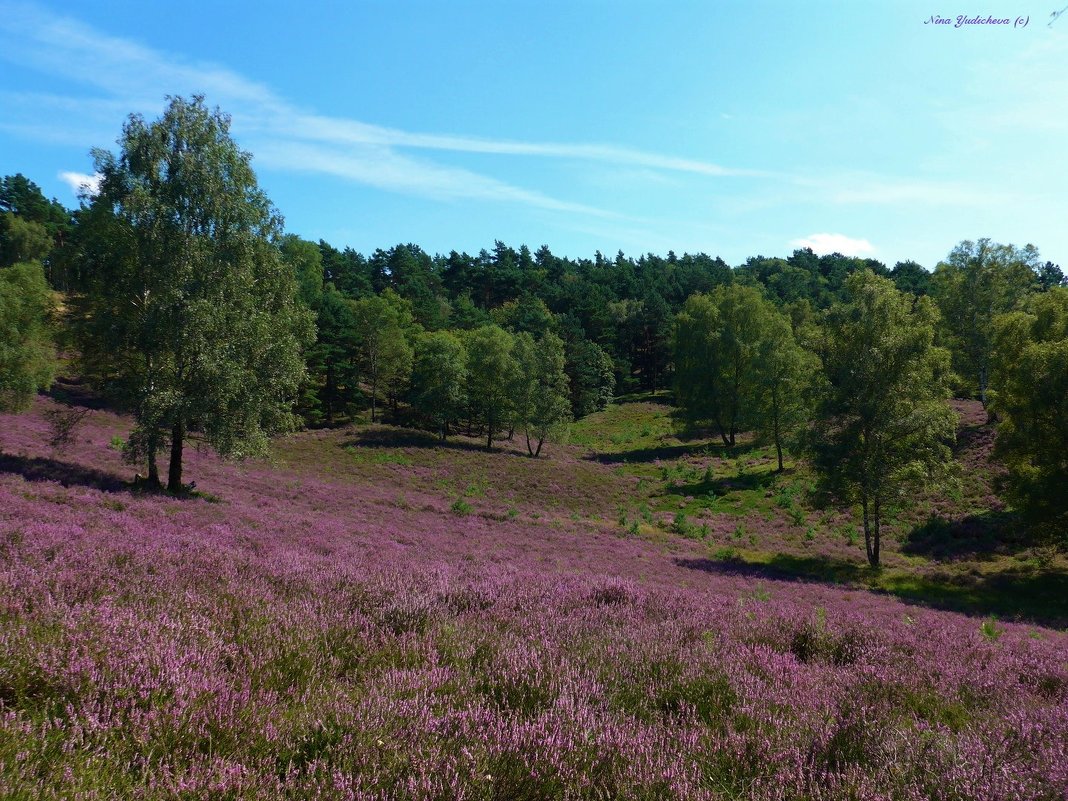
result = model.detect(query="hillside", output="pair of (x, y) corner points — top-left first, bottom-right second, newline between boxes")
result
(1, 394), (1066, 799)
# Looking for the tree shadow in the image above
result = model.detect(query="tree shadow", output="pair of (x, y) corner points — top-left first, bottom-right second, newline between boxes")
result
(613, 391), (674, 406)
(587, 441), (764, 465)
(903, 511), (1030, 560)
(676, 553), (866, 585)
(45, 375), (112, 411)
(0, 452), (130, 493)
(666, 469), (779, 498)
(674, 552), (1068, 628)
(340, 427), (532, 457)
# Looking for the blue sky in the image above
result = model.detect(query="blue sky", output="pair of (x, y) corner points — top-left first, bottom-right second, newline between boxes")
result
(1, 0), (1066, 268)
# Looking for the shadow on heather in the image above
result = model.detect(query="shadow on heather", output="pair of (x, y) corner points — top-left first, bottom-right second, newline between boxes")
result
(0, 452), (130, 493)
(587, 440), (765, 465)
(340, 427), (533, 457)
(675, 552), (1068, 629)
(903, 511), (1031, 560)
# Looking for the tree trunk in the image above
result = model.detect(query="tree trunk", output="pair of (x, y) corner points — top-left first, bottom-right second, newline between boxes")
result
(167, 420), (184, 494)
(325, 362), (335, 424)
(486, 422), (494, 452)
(872, 495), (881, 567)
(526, 430), (535, 456)
(714, 412), (731, 448)
(772, 388), (784, 471)
(147, 435), (160, 487)
(862, 494), (880, 567)
(370, 371), (377, 423)
(773, 400), (784, 471)
(535, 437), (544, 458)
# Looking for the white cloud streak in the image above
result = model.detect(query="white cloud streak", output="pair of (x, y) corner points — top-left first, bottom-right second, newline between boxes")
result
(0, 1), (758, 216)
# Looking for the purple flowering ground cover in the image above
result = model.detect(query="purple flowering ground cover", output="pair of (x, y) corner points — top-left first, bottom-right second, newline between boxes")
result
(1, 399), (1066, 799)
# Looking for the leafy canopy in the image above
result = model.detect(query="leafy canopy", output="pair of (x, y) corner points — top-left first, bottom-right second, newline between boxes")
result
(808, 270), (956, 567)
(75, 95), (313, 490)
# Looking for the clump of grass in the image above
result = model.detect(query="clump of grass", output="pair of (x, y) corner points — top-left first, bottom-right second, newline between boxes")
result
(639, 503), (654, 524)
(450, 498), (473, 516)
(980, 615), (1002, 642)
(842, 524), (859, 546)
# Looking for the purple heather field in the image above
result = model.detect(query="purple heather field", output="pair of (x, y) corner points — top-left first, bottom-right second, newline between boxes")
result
(1, 398), (1066, 800)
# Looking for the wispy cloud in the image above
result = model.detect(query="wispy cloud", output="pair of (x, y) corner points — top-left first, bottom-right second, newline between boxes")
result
(789, 233), (876, 257)
(57, 170), (101, 196)
(0, 2), (758, 216)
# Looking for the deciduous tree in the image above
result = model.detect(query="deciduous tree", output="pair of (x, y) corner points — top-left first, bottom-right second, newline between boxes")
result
(0, 259), (54, 419)
(931, 239), (1039, 408)
(753, 312), (816, 471)
(410, 330), (467, 440)
(464, 325), (519, 450)
(75, 96), (313, 492)
(808, 271), (955, 567)
(991, 288), (1068, 529)
(673, 284), (769, 447)
(512, 332), (571, 456)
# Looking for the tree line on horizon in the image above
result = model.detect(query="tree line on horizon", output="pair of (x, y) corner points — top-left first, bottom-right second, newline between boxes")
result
(1, 96), (1066, 565)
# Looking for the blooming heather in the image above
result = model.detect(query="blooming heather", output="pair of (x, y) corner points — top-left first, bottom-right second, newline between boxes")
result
(0, 400), (1065, 799)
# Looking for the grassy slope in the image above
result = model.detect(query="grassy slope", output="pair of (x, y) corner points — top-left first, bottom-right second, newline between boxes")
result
(568, 394), (1068, 627)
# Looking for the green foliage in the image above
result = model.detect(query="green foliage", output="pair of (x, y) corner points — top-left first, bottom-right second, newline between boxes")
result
(932, 239), (1039, 406)
(0, 173), (72, 286)
(512, 331), (572, 457)
(674, 284), (812, 463)
(0, 213), (52, 269)
(889, 260), (931, 296)
(807, 270), (956, 567)
(410, 330), (467, 440)
(281, 234), (326, 308)
(673, 285), (768, 447)
(73, 96), (313, 491)
(979, 615), (1003, 642)
(0, 260), (55, 414)
(991, 288), (1068, 529)
(351, 290), (416, 422)
(450, 497), (473, 516)
(463, 325), (520, 450)
(752, 309), (816, 470)
(491, 292), (554, 337)
(301, 284), (359, 425)
(564, 337), (615, 419)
